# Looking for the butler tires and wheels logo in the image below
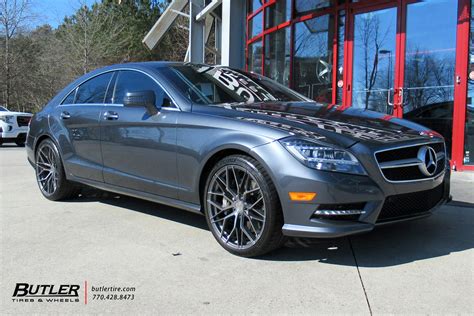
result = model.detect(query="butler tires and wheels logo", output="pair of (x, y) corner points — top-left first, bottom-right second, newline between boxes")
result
(12, 283), (81, 303)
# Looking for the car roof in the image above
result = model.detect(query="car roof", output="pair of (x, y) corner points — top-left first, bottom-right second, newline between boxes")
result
(94, 61), (231, 73)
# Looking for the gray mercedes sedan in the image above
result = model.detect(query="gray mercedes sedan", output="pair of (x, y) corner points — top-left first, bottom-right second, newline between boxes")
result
(26, 62), (450, 257)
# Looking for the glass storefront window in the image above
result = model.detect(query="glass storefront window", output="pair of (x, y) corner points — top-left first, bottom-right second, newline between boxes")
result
(265, 0), (291, 29)
(248, 40), (263, 74)
(264, 27), (291, 86)
(295, 0), (331, 15)
(249, 11), (263, 39)
(464, 0), (474, 165)
(293, 14), (334, 103)
(248, 0), (264, 14)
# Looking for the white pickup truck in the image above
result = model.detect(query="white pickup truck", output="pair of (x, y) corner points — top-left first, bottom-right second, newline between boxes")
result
(0, 106), (33, 146)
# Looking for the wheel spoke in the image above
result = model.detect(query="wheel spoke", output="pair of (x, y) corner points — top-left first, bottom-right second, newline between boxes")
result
(239, 217), (244, 246)
(208, 200), (233, 212)
(225, 215), (237, 243)
(243, 187), (260, 196)
(241, 226), (255, 243)
(231, 166), (240, 195)
(36, 144), (60, 195)
(249, 207), (265, 220)
(244, 213), (259, 237)
(249, 215), (265, 222)
(207, 164), (266, 249)
(215, 176), (235, 199)
(238, 172), (249, 194)
(37, 161), (51, 169)
(247, 196), (263, 212)
(210, 210), (234, 223)
(39, 172), (52, 182)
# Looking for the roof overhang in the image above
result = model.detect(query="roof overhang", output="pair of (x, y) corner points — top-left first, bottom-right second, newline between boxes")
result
(142, 0), (188, 50)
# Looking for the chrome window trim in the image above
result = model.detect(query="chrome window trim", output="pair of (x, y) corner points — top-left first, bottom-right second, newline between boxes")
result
(59, 68), (181, 111)
(373, 140), (447, 183)
(57, 102), (180, 112)
(59, 69), (116, 106)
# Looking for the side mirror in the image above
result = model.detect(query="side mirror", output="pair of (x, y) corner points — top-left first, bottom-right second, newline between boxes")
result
(123, 90), (159, 115)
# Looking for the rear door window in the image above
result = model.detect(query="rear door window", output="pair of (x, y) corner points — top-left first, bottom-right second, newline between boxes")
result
(75, 72), (114, 104)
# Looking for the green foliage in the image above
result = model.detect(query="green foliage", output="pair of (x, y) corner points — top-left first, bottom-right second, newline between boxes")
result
(0, 0), (185, 113)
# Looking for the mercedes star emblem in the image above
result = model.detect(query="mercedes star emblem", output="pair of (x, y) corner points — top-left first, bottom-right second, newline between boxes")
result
(417, 146), (438, 176)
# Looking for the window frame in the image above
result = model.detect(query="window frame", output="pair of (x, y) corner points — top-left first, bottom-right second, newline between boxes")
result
(246, 0), (343, 106)
(61, 87), (78, 105)
(59, 70), (116, 106)
(109, 69), (178, 110)
(59, 68), (179, 111)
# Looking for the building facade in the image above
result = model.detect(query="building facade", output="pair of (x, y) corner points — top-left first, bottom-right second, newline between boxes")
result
(145, 0), (474, 171)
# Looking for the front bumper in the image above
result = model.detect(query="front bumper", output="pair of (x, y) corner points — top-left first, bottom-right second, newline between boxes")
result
(251, 141), (450, 238)
(0, 122), (28, 143)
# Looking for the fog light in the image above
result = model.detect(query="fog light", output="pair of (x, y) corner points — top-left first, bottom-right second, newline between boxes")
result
(289, 192), (317, 201)
(311, 203), (366, 221)
(314, 210), (365, 216)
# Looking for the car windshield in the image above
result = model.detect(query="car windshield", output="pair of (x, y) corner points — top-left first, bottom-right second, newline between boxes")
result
(157, 64), (312, 105)
(0, 106), (8, 111)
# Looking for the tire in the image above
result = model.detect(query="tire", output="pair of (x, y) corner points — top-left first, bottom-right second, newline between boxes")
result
(203, 155), (284, 257)
(35, 138), (80, 201)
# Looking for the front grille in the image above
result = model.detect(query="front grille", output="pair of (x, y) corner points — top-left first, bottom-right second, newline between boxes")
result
(17, 116), (30, 127)
(377, 184), (444, 222)
(375, 142), (445, 182)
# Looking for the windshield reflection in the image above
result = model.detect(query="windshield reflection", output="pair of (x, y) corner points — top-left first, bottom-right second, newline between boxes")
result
(158, 64), (312, 106)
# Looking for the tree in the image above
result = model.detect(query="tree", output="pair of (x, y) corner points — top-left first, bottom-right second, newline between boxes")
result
(0, 0), (32, 108)
(0, 0), (186, 113)
(57, 2), (132, 76)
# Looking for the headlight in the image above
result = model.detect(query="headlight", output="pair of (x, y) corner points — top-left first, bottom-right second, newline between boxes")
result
(280, 138), (367, 175)
(0, 115), (14, 123)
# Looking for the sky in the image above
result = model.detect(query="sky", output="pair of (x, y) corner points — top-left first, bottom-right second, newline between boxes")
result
(29, 0), (98, 29)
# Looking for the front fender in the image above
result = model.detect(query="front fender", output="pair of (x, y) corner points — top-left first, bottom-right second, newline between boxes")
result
(175, 112), (275, 205)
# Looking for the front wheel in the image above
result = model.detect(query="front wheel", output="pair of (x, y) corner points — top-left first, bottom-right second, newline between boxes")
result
(35, 139), (80, 200)
(204, 155), (284, 257)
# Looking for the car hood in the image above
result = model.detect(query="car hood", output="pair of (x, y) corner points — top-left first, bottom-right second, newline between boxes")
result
(198, 102), (442, 148)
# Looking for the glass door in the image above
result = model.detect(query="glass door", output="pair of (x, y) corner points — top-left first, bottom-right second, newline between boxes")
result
(350, 5), (399, 114)
(346, 0), (460, 158)
(401, 0), (458, 155)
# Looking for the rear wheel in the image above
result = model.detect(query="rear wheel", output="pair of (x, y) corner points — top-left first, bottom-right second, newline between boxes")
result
(35, 139), (80, 200)
(204, 155), (284, 257)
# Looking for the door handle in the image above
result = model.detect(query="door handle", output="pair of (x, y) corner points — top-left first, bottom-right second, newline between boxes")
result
(60, 111), (71, 120)
(103, 111), (119, 120)
(387, 88), (394, 107)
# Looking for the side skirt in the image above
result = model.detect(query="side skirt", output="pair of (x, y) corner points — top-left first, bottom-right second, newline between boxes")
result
(69, 175), (203, 215)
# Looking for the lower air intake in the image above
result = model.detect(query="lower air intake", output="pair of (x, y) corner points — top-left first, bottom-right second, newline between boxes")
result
(377, 184), (444, 223)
